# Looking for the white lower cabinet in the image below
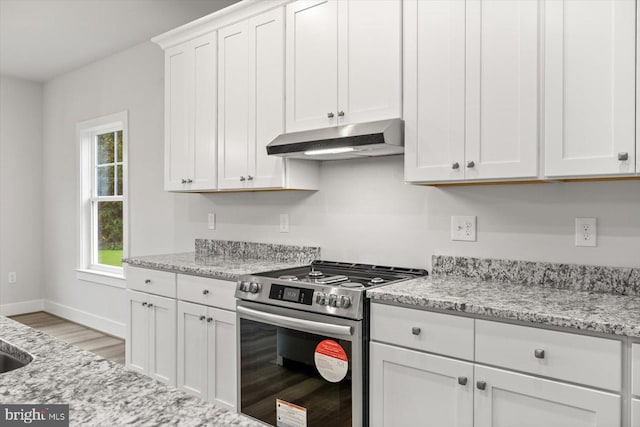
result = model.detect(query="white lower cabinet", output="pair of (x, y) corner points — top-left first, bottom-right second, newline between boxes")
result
(474, 365), (620, 427)
(370, 342), (473, 427)
(632, 399), (640, 427)
(370, 303), (625, 427)
(126, 290), (177, 386)
(177, 300), (237, 411)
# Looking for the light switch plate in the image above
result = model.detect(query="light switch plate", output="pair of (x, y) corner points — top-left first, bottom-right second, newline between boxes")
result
(451, 216), (477, 242)
(279, 214), (289, 233)
(207, 213), (216, 230)
(575, 217), (596, 247)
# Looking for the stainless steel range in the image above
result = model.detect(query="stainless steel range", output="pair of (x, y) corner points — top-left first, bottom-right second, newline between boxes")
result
(235, 260), (427, 427)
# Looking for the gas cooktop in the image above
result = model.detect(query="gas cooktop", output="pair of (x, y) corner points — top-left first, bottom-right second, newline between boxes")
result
(236, 260), (427, 319)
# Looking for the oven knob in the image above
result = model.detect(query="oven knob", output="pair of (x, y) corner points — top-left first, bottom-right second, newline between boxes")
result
(315, 292), (326, 305)
(328, 294), (338, 307)
(339, 295), (352, 309)
(238, 281), (248, 292)
(249, 282), (260, 293)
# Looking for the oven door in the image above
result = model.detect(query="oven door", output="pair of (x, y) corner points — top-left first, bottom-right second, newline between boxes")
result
(237, 301), (362, 427)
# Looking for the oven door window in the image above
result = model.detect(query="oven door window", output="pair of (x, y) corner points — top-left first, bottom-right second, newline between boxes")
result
(240, 318), (352, 427)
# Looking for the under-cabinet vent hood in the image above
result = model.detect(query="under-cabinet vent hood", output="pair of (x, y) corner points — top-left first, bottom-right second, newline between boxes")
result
(266, 118), (404, 160)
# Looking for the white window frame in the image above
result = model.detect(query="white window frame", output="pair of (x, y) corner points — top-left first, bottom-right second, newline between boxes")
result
(76, 111), (128, 286)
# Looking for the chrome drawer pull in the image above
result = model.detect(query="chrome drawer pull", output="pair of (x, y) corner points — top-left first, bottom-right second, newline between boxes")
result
(411, 327), (421, 336)
(534, 349), (545, 359)
(144, 279), (151, 284)
(476, 381), (487, 390)
(457, 376), (468, 386)
(199, 315), (206, 321)
(618, 152), (629, 161)
(202, 289), (209, 295)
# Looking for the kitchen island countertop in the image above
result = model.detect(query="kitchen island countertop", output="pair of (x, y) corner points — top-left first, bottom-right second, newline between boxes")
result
(0, 316), (261, 426)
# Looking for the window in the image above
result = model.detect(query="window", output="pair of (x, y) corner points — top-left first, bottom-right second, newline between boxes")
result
(77, 112), (128, 281)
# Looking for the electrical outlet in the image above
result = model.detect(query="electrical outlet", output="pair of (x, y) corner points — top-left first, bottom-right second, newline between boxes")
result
(279, 214), (289, 233)
(8, 272), (16, 284)
(207, 213), (216, 230)
(575, 218), (597, 247)
(451, 216), (477, 242)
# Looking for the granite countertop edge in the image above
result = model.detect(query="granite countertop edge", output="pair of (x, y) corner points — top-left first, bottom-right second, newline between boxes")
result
(367, 277), (640, 339)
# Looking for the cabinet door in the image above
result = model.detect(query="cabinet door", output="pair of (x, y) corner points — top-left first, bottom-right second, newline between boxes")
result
(164, 43), (192, 191)
(126, 290), (148, 374)
(474, 365), (620, 427)
(177, 301), (208, 400)
(218, 21), (250, 190)
(403, 0), (465, 183)
(632, 399), (640, 427)
(148, 294), (177, 386)
(544, 0), (636, 177)
(190, 33), (217, 191)
(207, 307), (237, 411)
(286, 0), (338, 132)
(247, 8), (285, 189)
(337, 0), (401, 125)
(370, 342), (473, 427)
(465, 0), (538, 180)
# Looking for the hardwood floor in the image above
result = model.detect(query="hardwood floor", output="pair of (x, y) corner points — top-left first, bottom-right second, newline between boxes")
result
(10, 311), (125, 365)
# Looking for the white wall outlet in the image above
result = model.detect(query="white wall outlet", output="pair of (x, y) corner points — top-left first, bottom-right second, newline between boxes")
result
(279, 214), (289, 233)
(8, 272), (16, 284)
(207, 213), (216, 230)
(451, 216), (477, 242)
(575, 217), (597, 247)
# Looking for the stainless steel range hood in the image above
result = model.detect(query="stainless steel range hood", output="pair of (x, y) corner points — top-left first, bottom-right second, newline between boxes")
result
(266, 118), (403, 160)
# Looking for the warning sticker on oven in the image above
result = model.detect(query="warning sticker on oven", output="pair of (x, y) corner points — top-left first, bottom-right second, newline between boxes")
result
(276, 399), (307, 427)
(314, 339), (348, 383)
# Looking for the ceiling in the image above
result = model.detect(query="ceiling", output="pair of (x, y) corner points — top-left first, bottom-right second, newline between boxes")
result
(0, 0), (240, 82)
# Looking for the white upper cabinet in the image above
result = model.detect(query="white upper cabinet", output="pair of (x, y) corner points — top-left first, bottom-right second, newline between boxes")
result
(286, 0), (401, 132)
(405, 0), (539, 183)
(544, 0), (636, 178)
(164, 33), (217, 191)
(286, 0), (339, 132)
(218, 21), (250, 190)
(247, 8), (287, 189)
(218, 7), (319, 191)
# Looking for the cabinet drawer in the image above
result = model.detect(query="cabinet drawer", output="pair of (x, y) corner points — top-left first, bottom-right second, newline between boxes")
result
(475, 320), (621, 391)
(126, 266), (176, 298)
(633, 344), (640, 397)
(370, 303), (474, 360)
(177, 274), (236, 311)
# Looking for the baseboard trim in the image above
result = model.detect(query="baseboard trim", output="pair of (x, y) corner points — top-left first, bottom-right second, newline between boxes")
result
(43, 300), (126, 339)
(0, 299), (45, 317)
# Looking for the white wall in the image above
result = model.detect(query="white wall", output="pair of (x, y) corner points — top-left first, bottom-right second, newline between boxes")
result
(0, 76), (44, 315)
(41, 40), (640, 335)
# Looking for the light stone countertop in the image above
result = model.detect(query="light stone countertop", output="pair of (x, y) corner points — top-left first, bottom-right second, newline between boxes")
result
(367, 275), (640, 338)
(0, 316), (262, 426)
(122, 251), (312, 281)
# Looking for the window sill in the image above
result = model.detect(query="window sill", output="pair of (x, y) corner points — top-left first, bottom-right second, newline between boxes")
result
(76, 269), (126, 289)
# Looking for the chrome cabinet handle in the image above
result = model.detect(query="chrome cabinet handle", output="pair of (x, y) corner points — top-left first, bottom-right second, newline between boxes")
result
(207, 317), (213, 323)
(457, 376), (468, 386)
(181, 179), (187, 184)
(411, 327), (421, 336)
(240, 176), (246, 182)
(327, 112), (334, 118)
(452, 162), (460, 170)
(467, 160), (475, 168)
(247, 175), (254, 181)
(144, 279), (151, 284)
(148, 303), (153, 308)
(618, 152), (629, 161)
(534, 349), (545, 359)
(142, 302), (148, 307)
(476, 381), (487, 390)
(199, 315), (206, 321)
(186, 179), (193, 183)
(338, 110), (345, 117)
(202, 289), (209, 295)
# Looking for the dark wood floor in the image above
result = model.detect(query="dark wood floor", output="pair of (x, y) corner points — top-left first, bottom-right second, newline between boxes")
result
(10, 311), (125, 365)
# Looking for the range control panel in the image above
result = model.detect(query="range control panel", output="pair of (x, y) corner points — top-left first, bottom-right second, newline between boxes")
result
(268, 284), (314, 305)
